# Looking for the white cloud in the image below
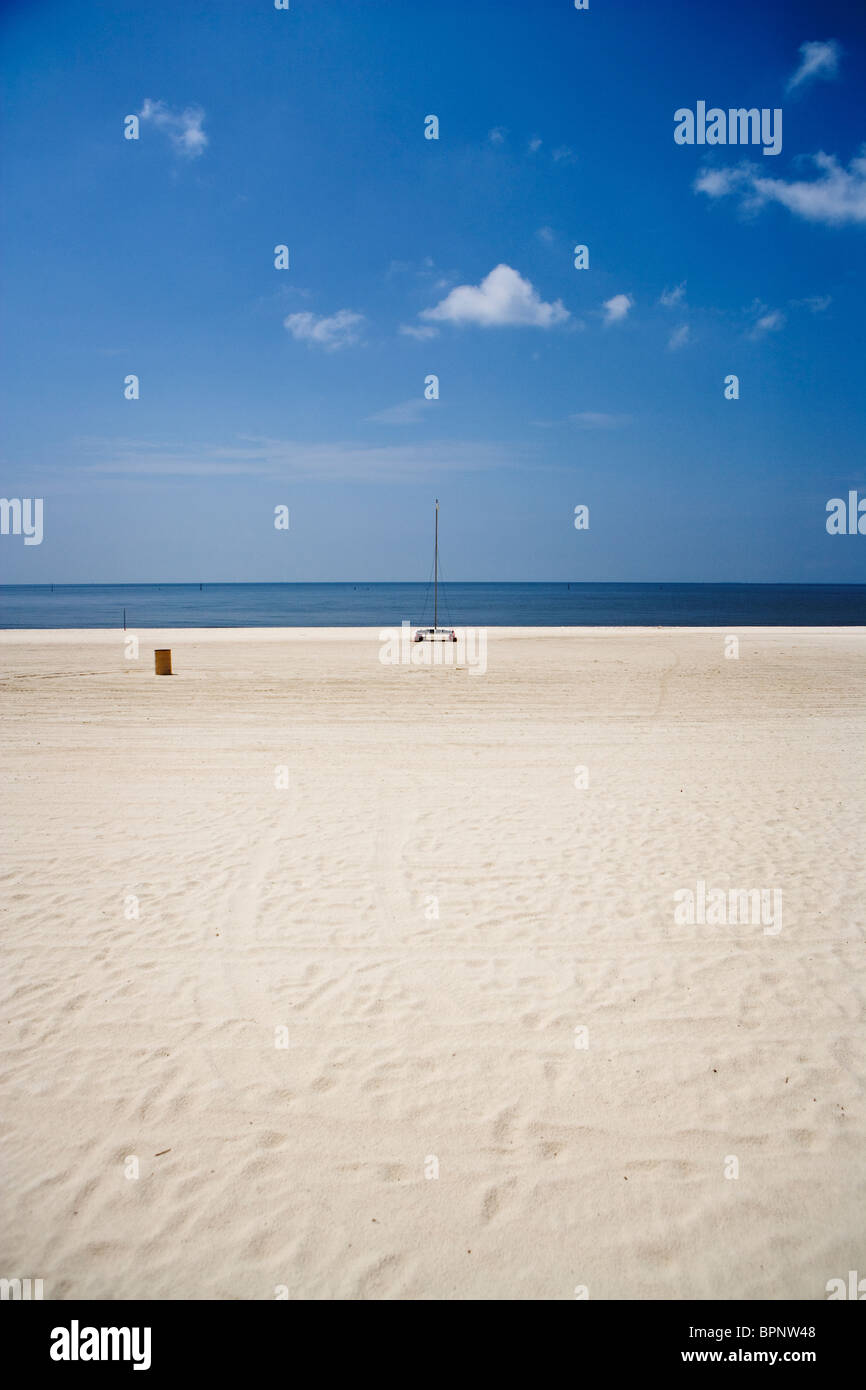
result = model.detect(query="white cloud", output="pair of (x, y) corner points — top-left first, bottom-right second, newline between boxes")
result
(694, 167), (739, 199)
(537, 226), (555, 243)
(528, 137), (543, 152)
(488, 127), (507, 145)
(552, 145), (576, 164)
(694, 148), (866, 226)
(366, 399), (431, 425)
(387, 256), (435, 280)
(79, 435), (521, 482)
(138, 98), (208, 158)
(602, 293), (633, 324)
(399, 323), (438, 340)
(668, 324), (690, 350)
(749, 304), (786, 339)
(284, 309), (364, 350)
(419, 264), (569, 329)
(570, 412), (629, 429)
(786, 39), (841, 93)
(801, 294), (832, 313)
(659, 281), (686, 307)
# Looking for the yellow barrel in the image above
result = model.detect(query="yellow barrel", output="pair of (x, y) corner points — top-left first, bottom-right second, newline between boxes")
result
(154, 649), (172, 676)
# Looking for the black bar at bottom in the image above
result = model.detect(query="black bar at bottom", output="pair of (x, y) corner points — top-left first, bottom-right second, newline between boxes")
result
(7, 1297), (862, 1376)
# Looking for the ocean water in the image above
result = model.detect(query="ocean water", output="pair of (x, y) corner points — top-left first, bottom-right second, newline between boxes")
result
(2, 583), (865, 628)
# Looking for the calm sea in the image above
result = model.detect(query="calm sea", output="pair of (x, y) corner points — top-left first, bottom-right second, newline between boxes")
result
(2, 583), (865, 628)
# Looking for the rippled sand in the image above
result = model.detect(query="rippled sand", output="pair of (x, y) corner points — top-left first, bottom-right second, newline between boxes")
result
(1, 627), (863, 1299)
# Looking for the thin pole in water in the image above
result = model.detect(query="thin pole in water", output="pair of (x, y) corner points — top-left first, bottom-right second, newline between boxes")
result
(434, 498), (439, 629)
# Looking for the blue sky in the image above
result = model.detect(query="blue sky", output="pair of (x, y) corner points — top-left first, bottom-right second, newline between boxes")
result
(1, 0), (864, 583)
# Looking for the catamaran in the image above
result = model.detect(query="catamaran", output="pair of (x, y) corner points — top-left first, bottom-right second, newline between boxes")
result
(414, 498), (457, 643)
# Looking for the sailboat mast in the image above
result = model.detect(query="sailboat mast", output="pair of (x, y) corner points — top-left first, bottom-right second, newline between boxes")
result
(434, 498), (439, 629)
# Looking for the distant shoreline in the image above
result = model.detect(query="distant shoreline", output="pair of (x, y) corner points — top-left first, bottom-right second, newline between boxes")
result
(3, 625), (866, 642)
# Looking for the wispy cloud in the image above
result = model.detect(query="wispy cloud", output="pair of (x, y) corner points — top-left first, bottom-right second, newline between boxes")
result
(78, 436), (523, 482)
(386, 256), (436, 280)
(659, 281), (686, 307)
(668, 324), (691, 350)
(694, 168), (738, 199)
(786, 39), (841, 93)
(528, 137), (543, 153)
(570, 412), (629, 429)
(284, 309), (365, 350)
(536, 225), (555, 243)
(694, 149), (866, 226)
(138, 98), (208, 158)
(418, 264), (569, 329)
(488, 126), (507, 145)
(795, 294), (832, 313)
(748, 302), (786, 339)
(366, 399), (432, 425)
(602, 293), (633, 324)
(399, 322), (438, 340)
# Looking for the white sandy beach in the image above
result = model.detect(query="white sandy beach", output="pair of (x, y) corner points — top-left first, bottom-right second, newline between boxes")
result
(1, 626), (864, 1300)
